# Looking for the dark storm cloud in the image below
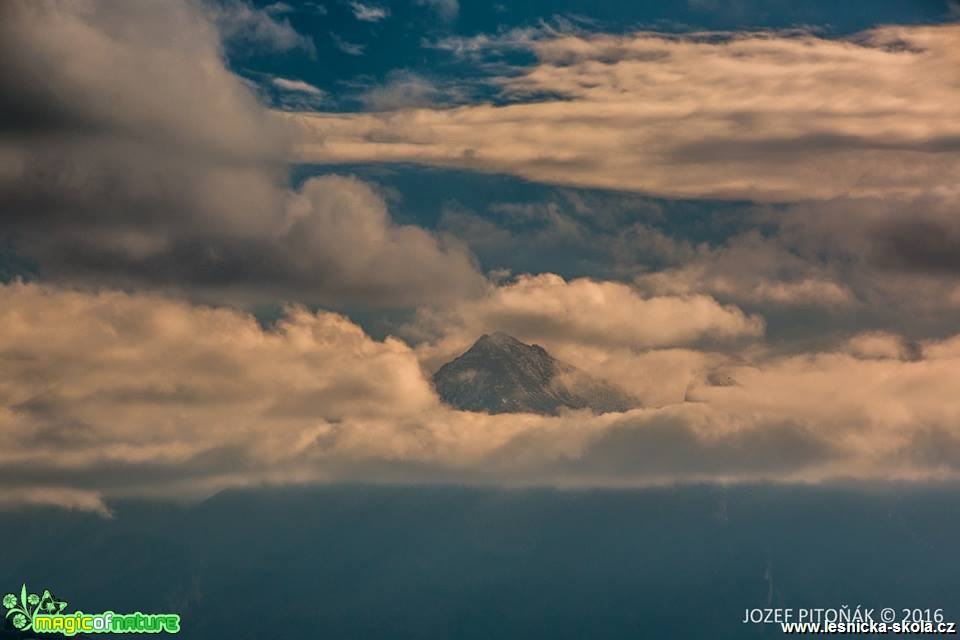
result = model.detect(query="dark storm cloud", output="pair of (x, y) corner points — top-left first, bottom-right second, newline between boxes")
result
(0, 0), (483, 307)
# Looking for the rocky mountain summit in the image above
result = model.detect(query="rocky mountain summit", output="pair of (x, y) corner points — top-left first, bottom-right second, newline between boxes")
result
(432, 332), (638, 415)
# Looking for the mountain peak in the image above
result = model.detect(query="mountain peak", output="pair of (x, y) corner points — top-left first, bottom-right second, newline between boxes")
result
(475, 331), (522, 347)
(432, 333), (638, 415)
(470, 331), (545, 356)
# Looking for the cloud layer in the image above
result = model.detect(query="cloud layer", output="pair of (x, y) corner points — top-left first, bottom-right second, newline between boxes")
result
(5, 281), (960, 513)
(292, 24), (960, 201)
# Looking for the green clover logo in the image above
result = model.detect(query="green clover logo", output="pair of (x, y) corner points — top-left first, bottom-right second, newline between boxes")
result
(2, 584), (65, 632)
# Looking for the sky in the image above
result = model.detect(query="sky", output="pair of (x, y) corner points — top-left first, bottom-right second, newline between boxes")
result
(1, 0), (959, 514)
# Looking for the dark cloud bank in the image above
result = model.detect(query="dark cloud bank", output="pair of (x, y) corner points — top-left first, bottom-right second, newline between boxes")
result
(0, 0), (483, 308)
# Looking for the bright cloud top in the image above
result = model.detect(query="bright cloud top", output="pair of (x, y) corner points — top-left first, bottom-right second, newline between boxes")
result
(411, 273), (764, 368)
(292, 24), (960, 201)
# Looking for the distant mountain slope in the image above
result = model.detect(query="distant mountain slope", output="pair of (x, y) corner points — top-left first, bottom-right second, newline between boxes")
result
(2, 485), (959, 640)
(431, 332), (638, 415)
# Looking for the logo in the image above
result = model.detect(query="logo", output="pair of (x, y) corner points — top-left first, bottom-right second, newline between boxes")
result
(3, 584), (180, 635)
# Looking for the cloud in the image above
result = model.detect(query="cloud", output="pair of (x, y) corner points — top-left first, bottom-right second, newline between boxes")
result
(636, 231), (858, 309)
(684, 338), (960, 480)
(404, 272), (763, 405)
(272, 77), (325, 96)
(425, 18), (582, 60)
(278, 175), (485, 306)
(331, 32), (366, 55)
(6, 281), (960, 511)
(359, 71), (443, 111)
(867, 212), (960, 276)
(207, 0), (316, 55)
(0, 282), (437, 505)
(264, 2), (295, 15)
(0, 0), (483, 308)
(436, 200), (600, 278)
(290, 24), (960, 201)
(431, 189), (960, 344)
(349, 1), (389, 22)
(775, 196), (960, 317)
(625, 195), (960, 336)
(5, 2), (960, 511)
(416, 0), (459, 21)
(413, 273), (763, 349)
(268, 76), (328, 109)
(0, 488), (113, 517)
(407, 273), (764, 387)
(844, 332), (920, 361)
